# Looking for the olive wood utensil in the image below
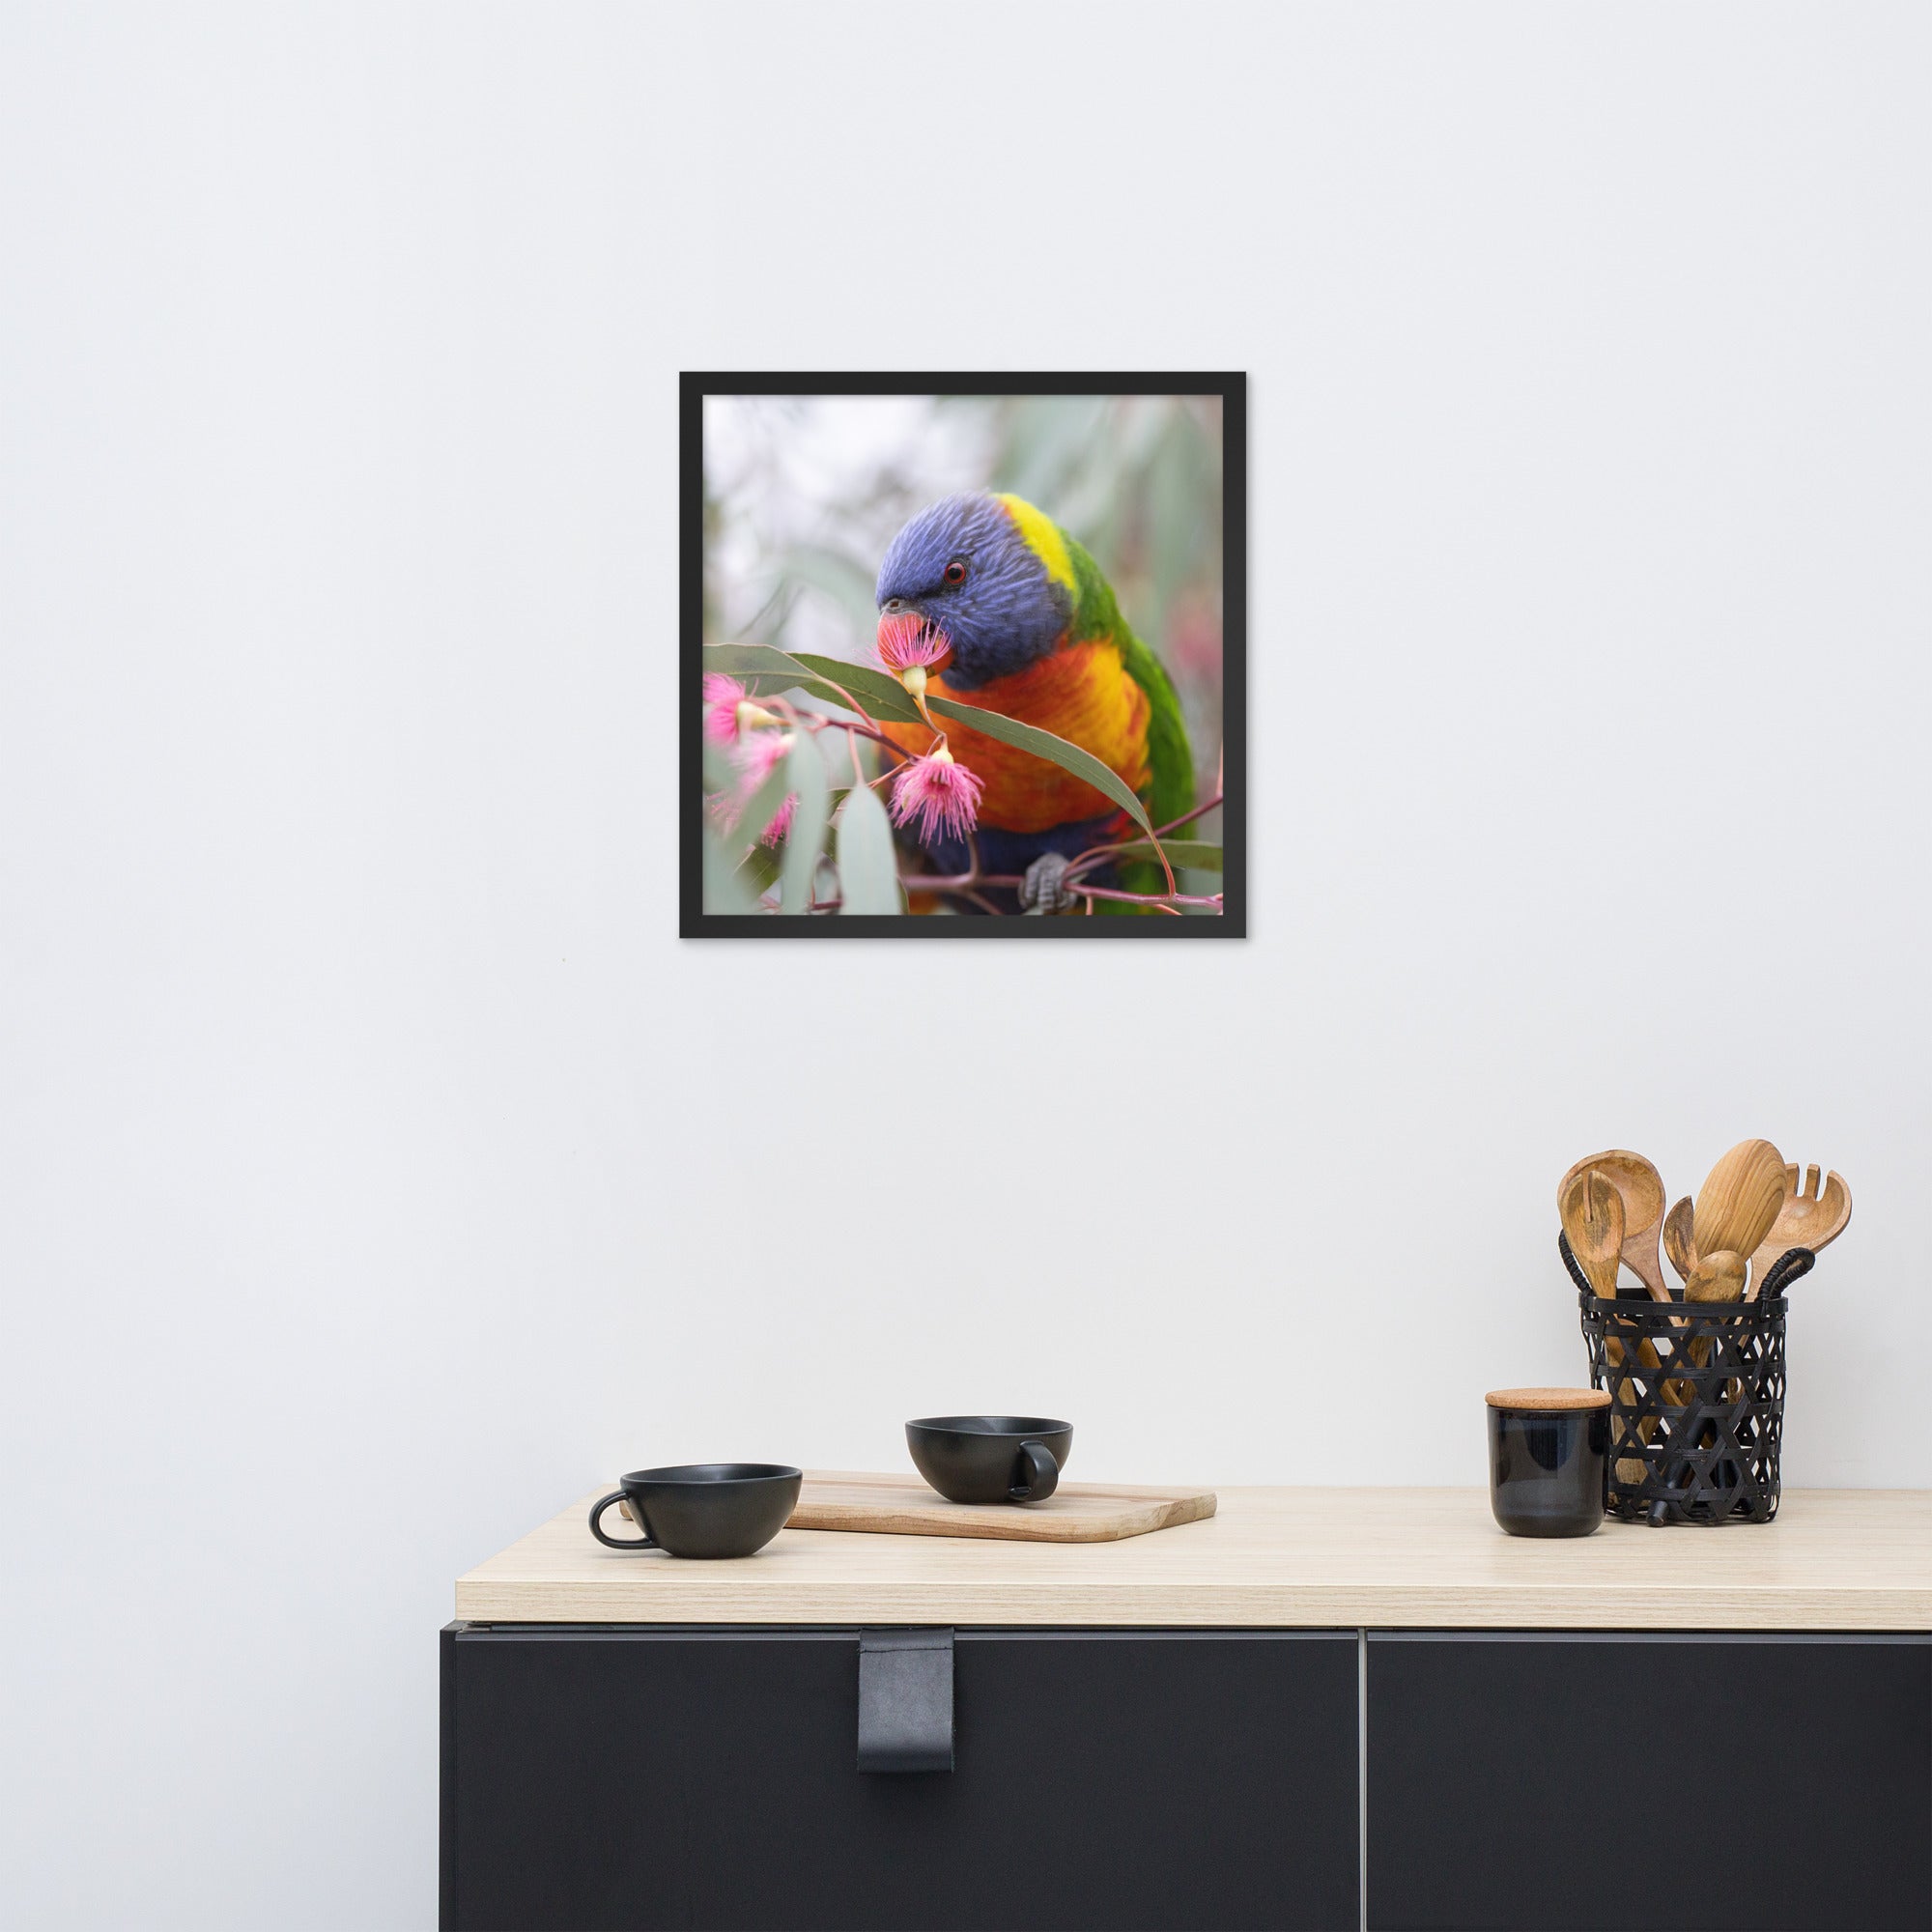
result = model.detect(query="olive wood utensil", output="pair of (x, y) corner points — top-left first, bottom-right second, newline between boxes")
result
(1692, 1139), (1787, 1271)
(1560, 1172), (1654, 1484)
(1684, 1249), (1746, 1304)
(1559, 1168), (1624, 1296)
(1747, 1165), (1851, 1298)
(1667, 1248), (1747, 1405)
(1557, 1150), (1670, 1301)
(1662, 1196), (1697, 1285)
(1559, 1257), (1656, 1483)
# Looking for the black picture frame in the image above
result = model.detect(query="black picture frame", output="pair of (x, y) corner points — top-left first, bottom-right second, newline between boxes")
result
(681, 372), (1246, 937)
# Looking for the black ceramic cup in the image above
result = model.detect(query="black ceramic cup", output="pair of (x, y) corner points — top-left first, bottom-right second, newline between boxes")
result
(905, 1416), (1072, 1505)
(1486, 1389), (1608, 1538)
(587, 1463), (802, 1558)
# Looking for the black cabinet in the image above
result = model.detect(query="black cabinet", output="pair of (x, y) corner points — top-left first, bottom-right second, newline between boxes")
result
(444, 1623), (1932, 1931)
(441, 1625), (1361, 1932)
(1366, 1632), (1932, 1931)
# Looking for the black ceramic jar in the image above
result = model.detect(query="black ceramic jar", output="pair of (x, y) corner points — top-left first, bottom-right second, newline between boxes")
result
(1485, 1387), (1609, 1538)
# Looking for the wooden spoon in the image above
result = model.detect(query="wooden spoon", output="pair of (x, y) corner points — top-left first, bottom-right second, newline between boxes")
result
(1559, 1168), (1624, 1297)
(1665, 1248), (1748, 1405)
(1684, 1249), (1746, 1304)
(1692, 1140), (1786, 1269)
(1652, 1195), (1701, 1409)
(1662, 1196), (1697, 1285)
(1747, 1165), (1852, 1298)
(1557, 1151), (1669, 1301)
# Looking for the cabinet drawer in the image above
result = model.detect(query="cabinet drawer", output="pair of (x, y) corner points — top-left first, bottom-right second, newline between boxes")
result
(442, 1625), (1359, 1932)
(1366, 1632), (1932, 1931)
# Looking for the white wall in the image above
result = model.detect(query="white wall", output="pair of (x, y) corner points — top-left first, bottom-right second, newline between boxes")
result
(4, 4), (1926, 1925)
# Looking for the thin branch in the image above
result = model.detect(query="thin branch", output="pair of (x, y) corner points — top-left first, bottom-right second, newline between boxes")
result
(899, 873), (1025, 891)
(896, 828), (1024, 895)
(1153, 791), (1224, 838)
(1074, 886), (1224, 911)
(796, 712), (917, 770)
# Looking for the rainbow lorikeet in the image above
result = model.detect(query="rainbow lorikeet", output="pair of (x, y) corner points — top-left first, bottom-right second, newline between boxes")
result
(873, 492), (1193, 910)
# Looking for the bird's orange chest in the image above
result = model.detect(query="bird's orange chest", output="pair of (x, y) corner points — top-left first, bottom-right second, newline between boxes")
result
(885, 639), (1151, 834)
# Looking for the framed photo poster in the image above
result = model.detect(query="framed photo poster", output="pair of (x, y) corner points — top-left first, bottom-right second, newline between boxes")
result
(682, 374), (1244, 935)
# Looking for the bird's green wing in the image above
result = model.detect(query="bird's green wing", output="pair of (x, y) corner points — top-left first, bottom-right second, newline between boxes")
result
(1062, 529), (1195, 831)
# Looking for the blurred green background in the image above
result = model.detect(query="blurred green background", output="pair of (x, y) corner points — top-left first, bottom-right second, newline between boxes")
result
(702, 394), (1225, 800)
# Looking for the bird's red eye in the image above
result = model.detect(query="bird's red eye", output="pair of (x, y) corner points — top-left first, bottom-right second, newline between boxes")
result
(943, 559), (968, 586)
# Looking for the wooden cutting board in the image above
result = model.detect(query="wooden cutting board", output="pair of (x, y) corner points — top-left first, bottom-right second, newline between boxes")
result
(785, 1470), (1217, 1544)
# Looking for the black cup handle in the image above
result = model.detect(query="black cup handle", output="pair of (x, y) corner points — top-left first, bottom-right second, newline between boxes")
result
(1009, 1440), (1060, 1503)
(588, 1491), (656, 1550)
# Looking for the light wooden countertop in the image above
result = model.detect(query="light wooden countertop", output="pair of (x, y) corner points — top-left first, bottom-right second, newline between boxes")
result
(455, 1482), (1932, 1631)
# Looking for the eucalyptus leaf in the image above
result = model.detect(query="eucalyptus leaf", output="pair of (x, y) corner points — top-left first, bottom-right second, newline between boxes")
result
(925, 697), (1159, 845)
(702, 642), (859, 717)
(786, 653), (923, 724)
(702, 826), (761, 915)
(834, 781), (903, 915)
(701, 742), (735, 795)
(703, 640), (813, 683)
(737, 839), (781, 896)
(1101, 838), (1222, 872)
(702, 642), (923, 726)
(779, 734), (831, 915)
(725, 760), (797, 907)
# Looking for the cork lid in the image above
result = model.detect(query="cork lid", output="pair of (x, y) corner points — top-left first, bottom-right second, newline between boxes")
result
(1485, 1386), (1611, 1411)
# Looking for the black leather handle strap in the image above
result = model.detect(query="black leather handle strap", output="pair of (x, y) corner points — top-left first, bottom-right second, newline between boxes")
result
(1558, 1229), (1596, 1297)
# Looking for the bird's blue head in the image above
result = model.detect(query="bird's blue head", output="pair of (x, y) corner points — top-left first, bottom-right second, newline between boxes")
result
(875, 493), (1076, 690)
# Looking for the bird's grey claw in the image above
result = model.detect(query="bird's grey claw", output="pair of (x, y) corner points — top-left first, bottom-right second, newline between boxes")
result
(1019, 851), (1078, 915)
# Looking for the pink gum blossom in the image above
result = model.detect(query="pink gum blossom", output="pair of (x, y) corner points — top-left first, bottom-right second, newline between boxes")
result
(875, 613), (952, 673)
(702, 672), (748, 743)
(889, 750), (985, 845)
(728, 728), (799, 847)
(732, 730), (790, 785)
(758, 793), (799, 847)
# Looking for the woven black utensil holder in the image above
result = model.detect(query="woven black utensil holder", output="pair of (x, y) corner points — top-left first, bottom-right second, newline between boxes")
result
(1566, 1234), (1804, 1524)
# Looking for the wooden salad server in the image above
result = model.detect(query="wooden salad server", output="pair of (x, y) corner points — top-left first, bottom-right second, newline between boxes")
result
(1557, 1150), (1669, 1301)
(1747, 1165), (1852, 1298)
(1560, 1168), (1650, 1483)
(1559, 1167), (1625, 1297)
